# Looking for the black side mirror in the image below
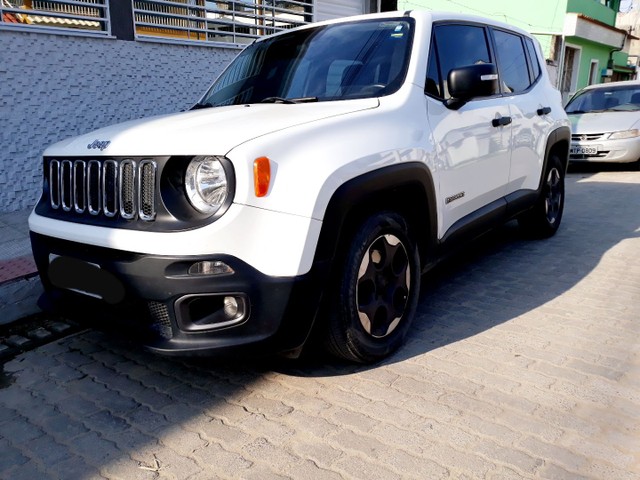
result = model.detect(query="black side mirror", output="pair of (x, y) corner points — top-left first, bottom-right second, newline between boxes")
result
(446, 63), (498, 110)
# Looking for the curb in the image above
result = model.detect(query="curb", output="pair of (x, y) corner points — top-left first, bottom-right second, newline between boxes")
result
(0, 312), (81, 364)
(0, 255), (38, 285)
(0, 275), (43, 328)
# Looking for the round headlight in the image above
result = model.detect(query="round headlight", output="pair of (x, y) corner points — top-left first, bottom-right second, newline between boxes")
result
(185, 156), (228, 215)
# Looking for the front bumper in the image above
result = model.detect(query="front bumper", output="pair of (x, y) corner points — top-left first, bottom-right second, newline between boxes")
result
(31, 232), (323, 356)
(569, 136), (640, 163)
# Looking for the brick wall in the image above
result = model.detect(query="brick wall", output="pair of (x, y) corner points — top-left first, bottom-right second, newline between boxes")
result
(0, 30), (239, 212)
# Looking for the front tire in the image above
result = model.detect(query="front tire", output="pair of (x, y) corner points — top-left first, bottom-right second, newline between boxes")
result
(518, 153), (565, 238)
(324, 212), (420, 363)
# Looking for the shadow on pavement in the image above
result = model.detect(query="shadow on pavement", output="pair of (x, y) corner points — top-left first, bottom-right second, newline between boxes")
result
(1, 171), (639, 478)
(272, 171), (640, 377)
(568, 161), (639, 173)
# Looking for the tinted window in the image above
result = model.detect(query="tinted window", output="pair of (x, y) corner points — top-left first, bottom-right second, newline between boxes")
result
(433, 24), (491, 99)
(493, 30), (530, 93)
(525, 37), (542, 80)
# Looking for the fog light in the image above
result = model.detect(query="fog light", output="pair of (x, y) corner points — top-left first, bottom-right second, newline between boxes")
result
(224, 296), (240, 318)
(176, 294), (248, 332)
(188, 261), (234, 276)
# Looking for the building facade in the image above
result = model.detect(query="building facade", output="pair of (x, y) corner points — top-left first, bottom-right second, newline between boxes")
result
(616, 0), (640, 78)
(3, 1), (634, 212)
(563, 0), (633, 98)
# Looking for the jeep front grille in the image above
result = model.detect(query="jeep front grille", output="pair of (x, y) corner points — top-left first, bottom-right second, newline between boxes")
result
(49, 159), (157, 221)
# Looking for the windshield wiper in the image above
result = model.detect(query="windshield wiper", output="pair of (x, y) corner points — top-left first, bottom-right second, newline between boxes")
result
(569, 109), (607, 114)
(191, 102), (214, 110)
(260, 96), (318, 104)
(607, 106), (637, 112)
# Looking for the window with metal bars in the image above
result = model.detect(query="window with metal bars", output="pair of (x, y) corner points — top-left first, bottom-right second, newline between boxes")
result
(132, 0), (313, 45)
(0, 0), (110, 33)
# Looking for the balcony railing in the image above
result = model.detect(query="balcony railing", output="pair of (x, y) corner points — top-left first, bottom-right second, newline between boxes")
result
(1, 0), (312, 42)
(133, 0), (313, 45)
(1, 0), (110, 34)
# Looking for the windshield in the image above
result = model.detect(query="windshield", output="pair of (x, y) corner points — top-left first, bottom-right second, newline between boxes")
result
(199, 18), (414, 107)
(566, 85), (640, 113)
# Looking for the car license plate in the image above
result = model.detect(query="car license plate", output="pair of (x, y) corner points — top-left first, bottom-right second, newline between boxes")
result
(48, 255), (125, 304)
(570, 145), (598, 155)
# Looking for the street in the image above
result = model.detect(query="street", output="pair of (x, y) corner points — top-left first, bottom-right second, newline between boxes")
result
(1, 169), (639, 480)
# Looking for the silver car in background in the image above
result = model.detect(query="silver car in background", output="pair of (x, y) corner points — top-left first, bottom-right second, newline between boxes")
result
(566, 80), (640, 168)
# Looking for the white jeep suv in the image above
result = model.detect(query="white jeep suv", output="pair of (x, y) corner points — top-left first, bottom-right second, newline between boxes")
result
(29, 11), (570, 363)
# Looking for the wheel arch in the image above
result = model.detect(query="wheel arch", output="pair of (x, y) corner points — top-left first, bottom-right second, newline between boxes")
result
(313, 162), (438, 272)
(540, 125), (571, 191)
(281, 163), (438, 358)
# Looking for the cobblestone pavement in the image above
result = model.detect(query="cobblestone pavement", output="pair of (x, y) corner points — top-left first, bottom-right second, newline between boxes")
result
(1, 170), (639, 480)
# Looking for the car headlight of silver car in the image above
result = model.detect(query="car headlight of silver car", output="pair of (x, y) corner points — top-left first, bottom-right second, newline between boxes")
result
(608, 129), (640, 140)
(185, 156), (229, 214)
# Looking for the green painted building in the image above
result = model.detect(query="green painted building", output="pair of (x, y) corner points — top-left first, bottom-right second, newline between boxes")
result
(394, 0), (633, 99)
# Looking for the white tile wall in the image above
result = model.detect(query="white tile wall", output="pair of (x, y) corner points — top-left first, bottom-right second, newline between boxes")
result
(0, 30), (239, 212)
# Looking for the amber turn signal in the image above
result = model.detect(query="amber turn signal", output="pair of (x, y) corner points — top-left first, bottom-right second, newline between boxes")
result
(253, 156), (271, 197)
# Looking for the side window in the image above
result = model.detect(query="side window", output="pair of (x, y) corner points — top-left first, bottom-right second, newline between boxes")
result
(493, 30), (531, 93)
(525, 37), (542, 81)
(432, 24), (491, 99)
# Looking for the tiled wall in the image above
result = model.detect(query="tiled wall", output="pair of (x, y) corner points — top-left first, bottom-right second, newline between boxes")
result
(0, 30), (239, 212)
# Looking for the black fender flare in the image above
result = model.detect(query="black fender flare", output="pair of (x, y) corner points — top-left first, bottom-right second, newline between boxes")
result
(313, 162), (438, 271)
(539, 125), (571, 191)
(274, 162), (440, 356)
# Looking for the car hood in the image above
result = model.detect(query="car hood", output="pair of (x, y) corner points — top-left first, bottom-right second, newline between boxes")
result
(44, 99), (379, 157)
(568, 111), (640, 134)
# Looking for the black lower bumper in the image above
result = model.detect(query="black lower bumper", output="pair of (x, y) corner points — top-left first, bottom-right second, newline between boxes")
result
(30, 232), (324, 357)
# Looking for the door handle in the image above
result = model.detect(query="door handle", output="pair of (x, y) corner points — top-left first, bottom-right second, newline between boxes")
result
(492, 116), (512, 127)
(537, 106), (552, 115)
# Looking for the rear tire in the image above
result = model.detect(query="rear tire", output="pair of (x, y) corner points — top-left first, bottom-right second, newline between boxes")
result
(324, 212), (420, 364)
(518, 153), (565, 238)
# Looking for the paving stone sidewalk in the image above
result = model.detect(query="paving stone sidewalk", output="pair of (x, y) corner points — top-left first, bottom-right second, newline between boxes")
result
(0, 208), (41, 327)
(0, 170), (639, 480)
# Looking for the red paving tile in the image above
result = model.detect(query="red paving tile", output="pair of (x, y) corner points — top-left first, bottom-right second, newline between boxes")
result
(0, 255), (38, 284)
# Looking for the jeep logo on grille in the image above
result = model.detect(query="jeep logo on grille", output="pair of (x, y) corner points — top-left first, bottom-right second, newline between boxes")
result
(87, 140), (111, 151)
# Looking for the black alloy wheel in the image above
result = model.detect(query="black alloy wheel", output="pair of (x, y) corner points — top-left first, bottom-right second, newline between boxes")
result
(324, 211), (420, 363)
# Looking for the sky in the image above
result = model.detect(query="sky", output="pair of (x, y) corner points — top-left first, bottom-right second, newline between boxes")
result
(620, 0), (634, 13)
